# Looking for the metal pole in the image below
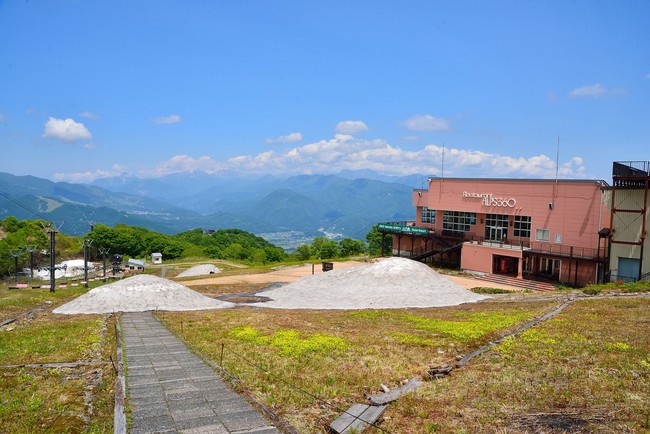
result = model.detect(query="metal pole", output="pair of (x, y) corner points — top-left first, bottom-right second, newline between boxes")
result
(82, 239), (93, 288)
(9, 248), (23, 286)
(49, 230), (56, 292)
(98, 247), (110, 282)
(24, 245), (38, 285)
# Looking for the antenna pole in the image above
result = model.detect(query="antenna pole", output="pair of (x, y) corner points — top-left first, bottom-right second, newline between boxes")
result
(439, 142), (445, 197)
(555, 136), (560, 199)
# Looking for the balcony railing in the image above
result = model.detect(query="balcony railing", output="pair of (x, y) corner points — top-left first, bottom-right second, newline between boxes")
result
(528, 242), (605, 260)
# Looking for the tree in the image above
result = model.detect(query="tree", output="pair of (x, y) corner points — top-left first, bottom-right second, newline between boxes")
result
(338, 238), (366, 257)
(310, 237), (339, 259)
(294, 244), (312, 261)
(366, 225), (392, 257)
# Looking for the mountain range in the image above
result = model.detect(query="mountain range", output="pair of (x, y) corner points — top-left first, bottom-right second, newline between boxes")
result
(0, 171), (427, 249)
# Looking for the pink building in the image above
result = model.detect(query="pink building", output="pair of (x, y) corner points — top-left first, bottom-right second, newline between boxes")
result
(379, 177), (610, 287)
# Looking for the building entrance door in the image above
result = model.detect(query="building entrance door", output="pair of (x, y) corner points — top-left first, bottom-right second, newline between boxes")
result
(486, 226), (505, 242)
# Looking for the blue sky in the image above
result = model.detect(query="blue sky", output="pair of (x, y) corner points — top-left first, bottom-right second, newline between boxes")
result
(1, 1), (648, 184)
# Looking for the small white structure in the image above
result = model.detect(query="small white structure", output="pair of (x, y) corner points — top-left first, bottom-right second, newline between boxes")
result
(127, 258), (145, 271)
(151, 252), (163, 264)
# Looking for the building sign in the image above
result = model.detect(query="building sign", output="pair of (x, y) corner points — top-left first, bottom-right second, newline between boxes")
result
(463, 192), (517, 208)
(377, 223), (429, 235)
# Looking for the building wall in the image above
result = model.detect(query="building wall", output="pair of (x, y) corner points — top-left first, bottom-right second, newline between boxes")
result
(605, 188), (650, 280)
(559, 260), (599, 286)
(461, 243), (523, 275)
(416, 178), (607, 250)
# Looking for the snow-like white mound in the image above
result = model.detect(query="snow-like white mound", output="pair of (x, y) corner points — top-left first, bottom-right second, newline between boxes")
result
(176, 264), (222, 278)
(53, 274), (234, 314)
(253, 257), (489, 310)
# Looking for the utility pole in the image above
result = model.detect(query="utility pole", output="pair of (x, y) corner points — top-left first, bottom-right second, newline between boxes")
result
(98, 247), (110, 282)
(24, 244), (38, 285)
(8, 248), (23, 286)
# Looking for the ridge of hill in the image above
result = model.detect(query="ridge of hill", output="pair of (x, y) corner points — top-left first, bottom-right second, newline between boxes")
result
(0, 171), (417, 247)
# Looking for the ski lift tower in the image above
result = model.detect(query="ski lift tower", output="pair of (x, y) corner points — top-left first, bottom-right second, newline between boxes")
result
(43, 222), (64, 293)
(98, 247), (110, 282)
(79, 238), (93, 288)
(24, 244), (38, 285)
(8, 248), (23, 287)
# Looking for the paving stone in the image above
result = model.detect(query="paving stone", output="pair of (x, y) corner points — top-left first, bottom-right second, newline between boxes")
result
(220, 409), (269, 432)
(179, 421), (229, 434)
(131, 414), (176, 432)
(128, 384), (165, 399)
(170, 406), (216, 421)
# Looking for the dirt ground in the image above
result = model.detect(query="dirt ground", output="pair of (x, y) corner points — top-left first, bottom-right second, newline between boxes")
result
(182, 260), (523, 292)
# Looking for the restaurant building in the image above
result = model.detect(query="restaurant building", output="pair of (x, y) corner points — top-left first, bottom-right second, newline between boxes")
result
(379, 176), (610, 286)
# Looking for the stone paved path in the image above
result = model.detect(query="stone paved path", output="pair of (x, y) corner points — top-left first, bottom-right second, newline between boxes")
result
(121, 312), (280, 434)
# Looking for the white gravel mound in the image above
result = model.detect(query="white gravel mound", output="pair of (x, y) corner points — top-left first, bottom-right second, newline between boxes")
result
(176, 264), (222, 278)
(53, 274), (234, 314)
(253, 257), (489, 310)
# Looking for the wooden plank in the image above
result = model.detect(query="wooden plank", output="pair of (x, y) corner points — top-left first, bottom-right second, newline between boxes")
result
(367, 377), (423, 405)
(330, 403), (387, 434)
(330, 404), (367, 433)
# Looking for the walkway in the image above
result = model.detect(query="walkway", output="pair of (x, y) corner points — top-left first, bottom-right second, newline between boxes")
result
(121, 312), (280, 434)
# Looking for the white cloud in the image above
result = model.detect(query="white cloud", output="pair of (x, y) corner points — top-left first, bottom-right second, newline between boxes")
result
(142, 137), (586, 180)
(569, 83), (628, 98)
(43, 117), (92, 143)
(335, 120), (369, 135)
(265, 132), (303, 144)
(144, 155), (224, 177)
(79, 111), (98, 119)
(645, 72), (650, 80)
(402, 114), (450, 131)
(84, 143), (96, 150)
(570, 83), (606, 98)
(151, 114), (181, 124)
(53, 164), (127, 183)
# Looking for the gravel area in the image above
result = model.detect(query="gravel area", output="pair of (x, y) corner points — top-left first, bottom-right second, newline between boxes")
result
(53, 274), (234, 314)
(250, 257), (489, 309)
(53, 258), (490, 313)
(176, 264), (222, 278)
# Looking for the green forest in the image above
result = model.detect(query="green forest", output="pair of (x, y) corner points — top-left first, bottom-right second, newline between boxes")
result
(0, 217), (391, 278)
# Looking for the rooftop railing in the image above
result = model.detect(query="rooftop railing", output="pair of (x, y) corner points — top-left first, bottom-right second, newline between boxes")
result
(613, 161), (650, 178)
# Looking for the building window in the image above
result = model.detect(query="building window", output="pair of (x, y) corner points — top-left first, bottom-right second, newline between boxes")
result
(443, 211), (476, 236)
(484, 213), (509, 240)
(514, 215), (531, 238)
(421, 207), (436, 224)
(536, 228), (550, 242)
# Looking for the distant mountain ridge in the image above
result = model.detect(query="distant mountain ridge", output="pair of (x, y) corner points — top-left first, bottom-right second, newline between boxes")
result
(0, 170), (421, 248)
